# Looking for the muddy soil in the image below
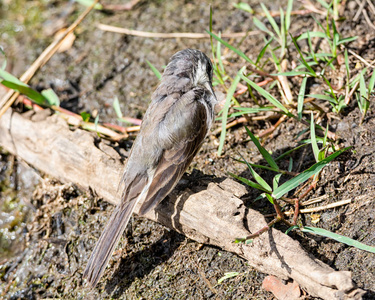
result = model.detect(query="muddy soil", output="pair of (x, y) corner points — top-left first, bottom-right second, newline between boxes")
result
(1, 0), (375, 299)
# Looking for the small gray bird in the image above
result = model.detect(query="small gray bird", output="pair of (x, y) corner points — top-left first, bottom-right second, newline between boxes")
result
(83, 49), (217, 287)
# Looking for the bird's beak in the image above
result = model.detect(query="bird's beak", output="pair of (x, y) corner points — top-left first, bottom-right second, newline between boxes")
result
(204, 81), (217, 101)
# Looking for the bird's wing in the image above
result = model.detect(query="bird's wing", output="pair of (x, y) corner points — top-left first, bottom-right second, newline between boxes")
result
(138, 88), (210, 215)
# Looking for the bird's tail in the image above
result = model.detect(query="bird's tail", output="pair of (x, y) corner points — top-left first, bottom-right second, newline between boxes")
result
(83, 200), (137, 287)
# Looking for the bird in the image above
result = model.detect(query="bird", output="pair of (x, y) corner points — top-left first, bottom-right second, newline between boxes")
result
(83, 49), (217, 287)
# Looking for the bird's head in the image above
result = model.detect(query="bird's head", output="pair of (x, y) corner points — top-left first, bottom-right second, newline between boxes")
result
(162, 49), (216, 99)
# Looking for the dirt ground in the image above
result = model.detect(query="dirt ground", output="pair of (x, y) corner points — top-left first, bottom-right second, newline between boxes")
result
(1, 0), (375, 299)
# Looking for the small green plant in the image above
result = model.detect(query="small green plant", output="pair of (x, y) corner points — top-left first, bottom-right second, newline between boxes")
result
(0, 67), (60, 107)
(231, 126), (350, 241)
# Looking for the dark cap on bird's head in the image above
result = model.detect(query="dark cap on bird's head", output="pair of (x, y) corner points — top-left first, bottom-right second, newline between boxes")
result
(160, 49), (215, 99)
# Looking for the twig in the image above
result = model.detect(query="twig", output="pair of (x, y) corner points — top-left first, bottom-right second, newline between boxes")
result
(258, 114), (287, 138)
(102, 0), (141, 11)
(362, 8), (375, 31)
(266, 9), (315, 17)
(353, 0), (366, 21)
(0, 0), (100, 119)
(367, 0), (375, 15)
(265, 198), (352, 217)
(348, 50), (375, 68)
(344, 80), (360, 105)
(300, 194), (328, 206)
(97, 23), (259, 39)
(284, 199), (352, 215)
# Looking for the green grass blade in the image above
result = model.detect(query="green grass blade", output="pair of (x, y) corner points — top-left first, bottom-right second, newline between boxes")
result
(285, 0), (293, 31)
(218, 272), (240, 284)
(41, 88), (60, 106)
(229, 172), (271, 193)
(0, 48), (6, 70)
(232, 2), (254, 13)
(272, 147), (351, 199)
(237, 152), (272, 192)
(368, 69), (375, 94)
(256, 37), (273, 66)
(275, 143), (307, 161)
(146, 60), (162, 80)
(273, 173), (282, 190)
(297, 31), (327, 40)
(337, 36), (358, 45)
(297, 76), (307, 120)
(0, 68), (48, 105)
(74, 0), (103, 9)
(302, 226), (375, 254)
(290, 34), (317, 76)
(218, 68), (244, 156)
(261, 3), (281, 39)
(252, 17), (274, 38)
(240, 73), (291, 116)
(245, 126), (279, 170)
(310, 113), (320, 163)
(113, 96), (123, 118)
(344, 49), (350, 80)
(207, 31), (255, 65)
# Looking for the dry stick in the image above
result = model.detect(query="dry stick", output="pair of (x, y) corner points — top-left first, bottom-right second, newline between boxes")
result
(367, 0), (375, 14)
(348, 49), (375, 68)
(299, 0), (326, 15)
(345, 81), (360, 105)
(97, 23), (259, 39)
(0, 0), (100, 119)
(362, 8), (375, 31)
(353, 0), (366, 21)
(285, 199), (352, 215)
(265, 199), (353, 217)
(300, 194), (328, 206)
(258, 114), (287, 138)
(102, 0), (141, 11)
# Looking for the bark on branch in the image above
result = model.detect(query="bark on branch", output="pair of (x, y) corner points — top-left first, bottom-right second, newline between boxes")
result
(0, 109), (365, 299)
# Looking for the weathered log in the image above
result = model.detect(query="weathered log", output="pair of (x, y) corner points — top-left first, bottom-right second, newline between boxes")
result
(0, 109), (365, 299)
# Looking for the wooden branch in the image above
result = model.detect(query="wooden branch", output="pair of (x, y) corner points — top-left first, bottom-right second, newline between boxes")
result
(0, 109), (364, 300)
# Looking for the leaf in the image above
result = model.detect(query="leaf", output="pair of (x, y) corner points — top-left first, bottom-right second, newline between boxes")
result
(41, 88), (60, 106)
(290, 34), (317, 77)
(207, 31), (255, 65)
(368, 69), (375, 95)
(252, 17), (274, 38)
(236, 152), (272, 192)
(297, 31), (327, 41)
(337, 36), (357, 45)
(297, 76), (307, 119)
(273, 173), (282, 191)
(229, 172), (271, 193)
(285, 225), (299, 235)
(0, 68), (48, 106)
(256, 37), (273, 66)
(240, 73), (292, 116)
(245, 126), (279, 170)
(74, 0), (103, 10)
(272, 71), (313, 77)
(218, 272), (240, 284)
(261, 3), (281, 39)
(232, 2), (254, 13)
(146, 60), (162, 80)
(0, 47), (6, 70)
(302, 227), (375, 254)
(80, 112), (91, 122)
(217, 67), (244, 156)
(272, 147), (351, 199)
(113, 96), (123, 118)
(285, 0), (293, 31)
(310, 113), (320, 163)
